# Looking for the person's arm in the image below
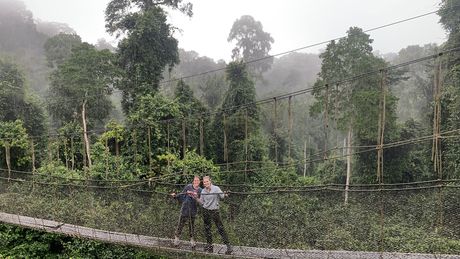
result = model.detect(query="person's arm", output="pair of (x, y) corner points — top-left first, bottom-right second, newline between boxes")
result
(176, 186), (189, 202)
(194, 192), (204, 205)
(216, 186), (225, 199)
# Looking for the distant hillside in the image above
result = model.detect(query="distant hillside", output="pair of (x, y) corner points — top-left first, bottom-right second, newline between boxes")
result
(256, 52), (321, 98)
(0, 0), (75, 96)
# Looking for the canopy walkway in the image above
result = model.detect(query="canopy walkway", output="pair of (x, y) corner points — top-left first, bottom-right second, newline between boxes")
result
(1, 169), (460, 258)
(1, 211), (458, 259)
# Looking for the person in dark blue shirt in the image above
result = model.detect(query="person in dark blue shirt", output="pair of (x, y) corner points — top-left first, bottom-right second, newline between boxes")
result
(171, 176), (202, 248)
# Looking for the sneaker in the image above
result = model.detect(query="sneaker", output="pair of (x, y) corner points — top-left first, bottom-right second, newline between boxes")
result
(190, 238), (196, 248)
(173, 236), (179, 246)
(204, 245), (213, 253)
(225, 245), (233, 255)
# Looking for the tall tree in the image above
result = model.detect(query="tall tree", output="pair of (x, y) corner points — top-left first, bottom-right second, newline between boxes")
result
(0, 120), (29, 178)
(0, 0), (49, 93)
(210, 61), (265, 183)
(47, 43), (119, 168)
(126, 93), (181, 175)
(311, 27), (402, 184)
(44, 33), (82, 69)
(174, 80), (207, 157)
(0, 58), (46, 137)
(105, 0), (192, 113)
(165, 49), (227, 109)
(390, 44), (438, 122)
(228, 15), (274, 77)
(437, 0), (460, 179)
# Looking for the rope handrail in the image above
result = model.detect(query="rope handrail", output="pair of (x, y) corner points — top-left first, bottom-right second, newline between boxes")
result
(2, 174), (459, 194)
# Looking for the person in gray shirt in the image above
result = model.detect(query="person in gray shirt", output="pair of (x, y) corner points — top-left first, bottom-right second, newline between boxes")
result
(196, 175), (232, 254)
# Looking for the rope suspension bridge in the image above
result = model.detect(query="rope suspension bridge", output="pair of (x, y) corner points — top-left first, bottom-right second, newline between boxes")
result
(0, 169), (459, 258)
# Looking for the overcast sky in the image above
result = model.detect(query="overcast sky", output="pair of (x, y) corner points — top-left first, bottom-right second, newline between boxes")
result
(21, 0), (447, 61)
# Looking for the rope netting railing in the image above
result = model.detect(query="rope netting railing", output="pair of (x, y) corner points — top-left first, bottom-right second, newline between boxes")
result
(0, 170), (459, 258)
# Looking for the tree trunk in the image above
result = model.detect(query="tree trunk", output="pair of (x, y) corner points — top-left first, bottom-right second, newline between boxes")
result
(105, 138), (109, 179)
(182, 120), (186, 159)
(303, 139), (307, 177)
(71, 137), (75, 170)
(148, 127), (152, 173)
(115, 139), (119, 156)
(64, 140), (69, 169)
(345, 127), (352, 205)
(5, 145), (11, 181)
(30, 139), (36, 173)
(82, 98), (92, 168)
(115, 138), (120, 175)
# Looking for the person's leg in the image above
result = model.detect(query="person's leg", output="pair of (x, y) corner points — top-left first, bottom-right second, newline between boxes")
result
(212, 211), (229, 245)
(203, 209), (213, 251)
(174, 215), (187, 246)
(189, 216), (196, 238)
(189, 216), (196, 248)
(212, 211), (232, 254)
(175, 215), (187, 237)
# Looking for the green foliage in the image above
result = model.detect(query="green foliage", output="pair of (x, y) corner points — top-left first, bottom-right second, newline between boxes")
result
(105, 0), (192, 36)
(0, 223), (62, 257)
(199, 74), (228, 110)
(174, 80), (208, 156)
(99, 120), (125, 159)
(47, 43), (119, 125)
(158, 150), (220, 182)
(44, 33), (82, 68)
(390, 44), (438, 122)
(0, 0), (50, 93)
(438, 0), (460, 180)
(166, 49), (227, 110)
(119, 93), (185, 177)
(90, 141), (135, 180)
(209, 61), (265, 175)
(128, 93), (180, 149)
(0, 58), (46, 137)
(223, 61), (259, 118)
(438, 0), (460, 36)
(228, 15), (274, 76)
(314, 158), (346, 184)
(106, 1), (186, 113)
(0, 223), (163, 258)
(0, 119), (30, 169)
(311, 27), (405, 183)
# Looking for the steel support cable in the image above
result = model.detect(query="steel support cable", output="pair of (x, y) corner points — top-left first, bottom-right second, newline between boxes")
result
(156, 8), (452, 86)
(215, 129), (460, 174)
(154, 46), (459, 123)
(215, 134), (457, 175)
(37, 7), (451, 108)
(3, 46), (460, 143)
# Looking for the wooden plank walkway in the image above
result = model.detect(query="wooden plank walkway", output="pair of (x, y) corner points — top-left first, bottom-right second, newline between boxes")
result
(0, 212), (458, 259)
